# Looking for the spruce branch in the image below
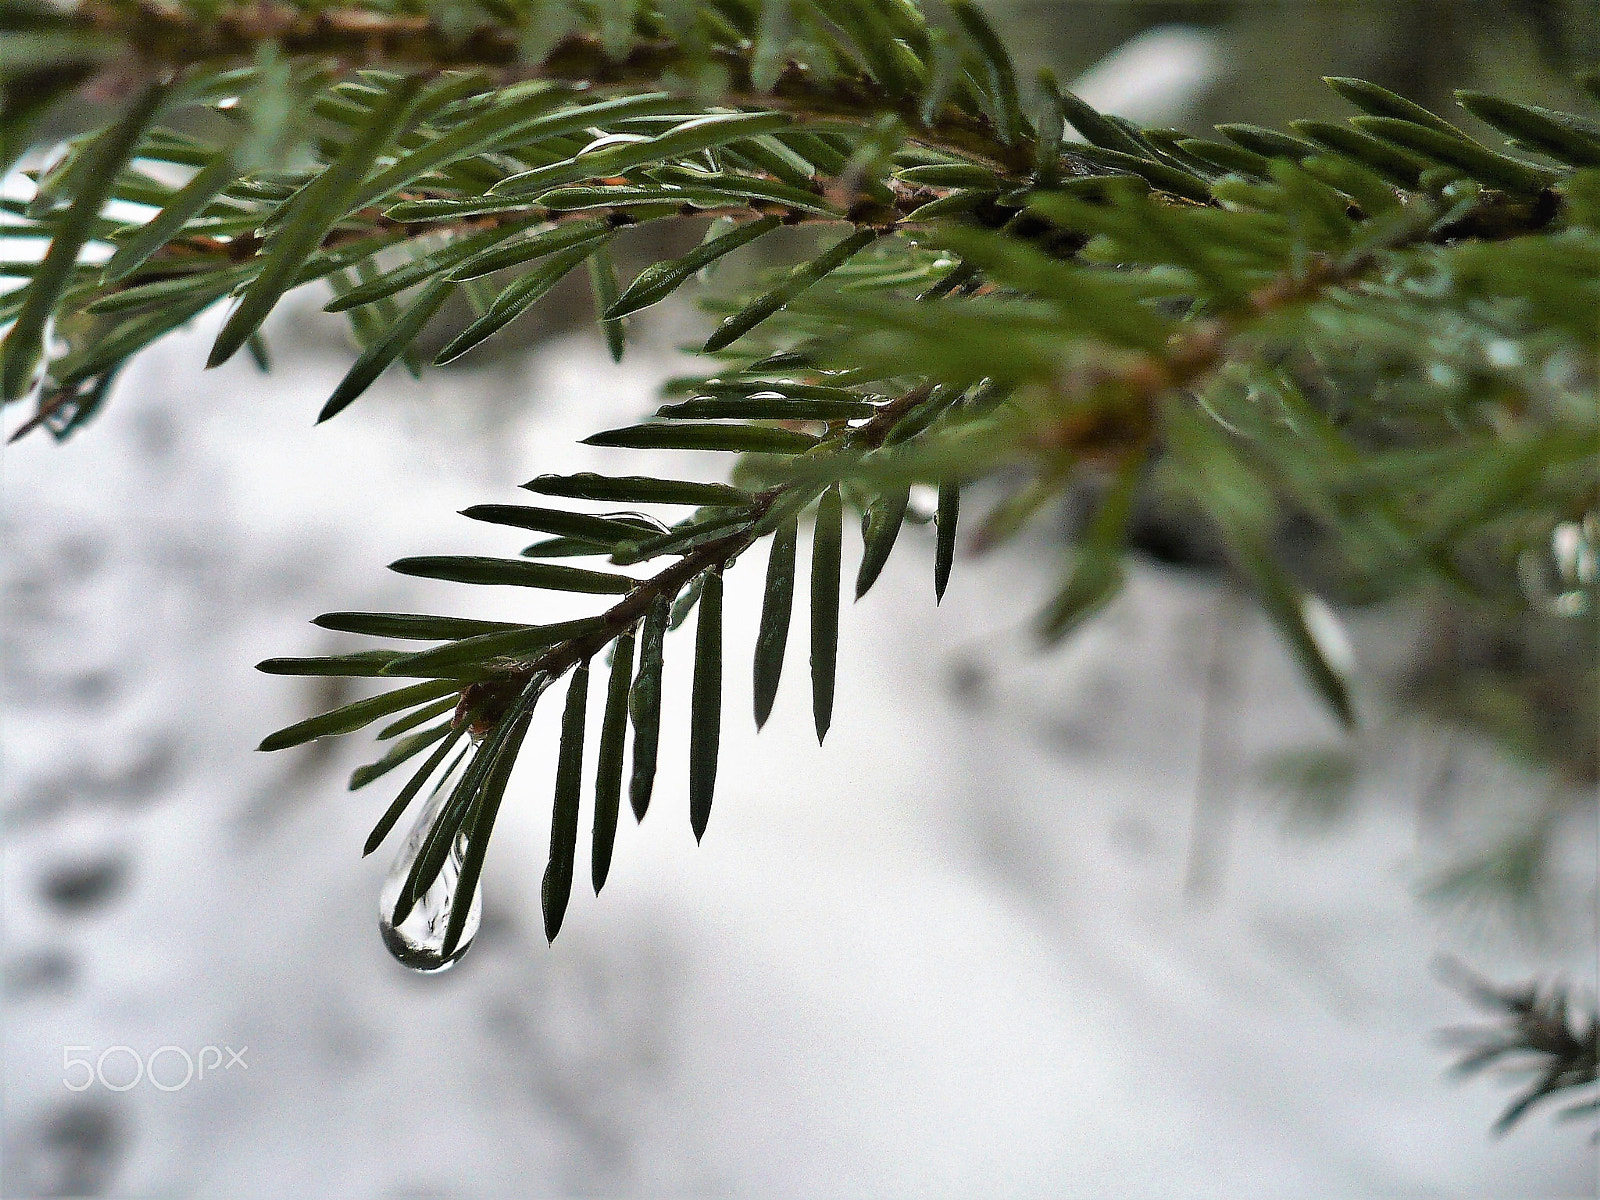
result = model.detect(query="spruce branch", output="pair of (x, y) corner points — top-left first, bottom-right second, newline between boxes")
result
(1440, 959), (1600, 1134)
(4, 2), (1596, 994)
(487, 378), (939, 693)
(54, 2), (1039, 171)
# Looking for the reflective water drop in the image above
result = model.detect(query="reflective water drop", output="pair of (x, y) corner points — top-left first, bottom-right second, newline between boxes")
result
(13, 314), (59, 410)
(377, 783), (481, 973)
(1518, 516), (1598, 617)
(1299, 594), (1355, 678)
(906, 484), (939, 523)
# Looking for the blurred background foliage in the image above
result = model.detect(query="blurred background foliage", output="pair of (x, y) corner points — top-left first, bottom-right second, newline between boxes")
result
(977, 0), (1599, 805)
(982, 0), (1595, 118)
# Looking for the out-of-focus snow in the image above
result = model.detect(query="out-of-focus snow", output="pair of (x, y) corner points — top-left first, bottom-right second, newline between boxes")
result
(4, 306), (1596, 1199)
(1067, 27), (1224, 127)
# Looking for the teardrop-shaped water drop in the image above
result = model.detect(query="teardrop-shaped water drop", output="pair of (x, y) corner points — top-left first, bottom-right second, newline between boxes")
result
(378, 783), (481, 973)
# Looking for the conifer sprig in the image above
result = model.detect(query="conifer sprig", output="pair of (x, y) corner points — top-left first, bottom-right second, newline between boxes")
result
(1441, 961), (1600, 1134)
(3, 3), (1595, 1000)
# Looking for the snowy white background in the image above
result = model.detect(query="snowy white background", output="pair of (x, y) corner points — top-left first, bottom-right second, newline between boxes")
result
(5, 22), (1599, 1197)
(4, 298), (1597, 1198)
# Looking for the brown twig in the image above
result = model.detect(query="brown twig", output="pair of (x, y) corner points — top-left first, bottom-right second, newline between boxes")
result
(491, 379), (937, 691)
(72, 3), (1036, 173)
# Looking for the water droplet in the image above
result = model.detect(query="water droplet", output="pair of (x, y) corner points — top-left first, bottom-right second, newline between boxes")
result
(1299, 594), (1355, 677)
(377, 783), (481, 974)
(11, 315), (60, 410)
(1518, 516), (1598, 617)
(1484, 338), (1522, 369)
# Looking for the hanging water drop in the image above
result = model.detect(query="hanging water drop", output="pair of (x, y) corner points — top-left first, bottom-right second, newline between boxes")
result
(1517, 515), (1598, 617)
(906, 484), (939, 523)
(378, 782), (482, 973)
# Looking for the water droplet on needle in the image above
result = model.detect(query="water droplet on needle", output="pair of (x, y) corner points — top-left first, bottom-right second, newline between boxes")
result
(378, 784), (482, 973)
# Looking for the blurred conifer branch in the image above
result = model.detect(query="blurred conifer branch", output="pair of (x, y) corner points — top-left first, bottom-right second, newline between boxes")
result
(1440, 959), (1600, 1134)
